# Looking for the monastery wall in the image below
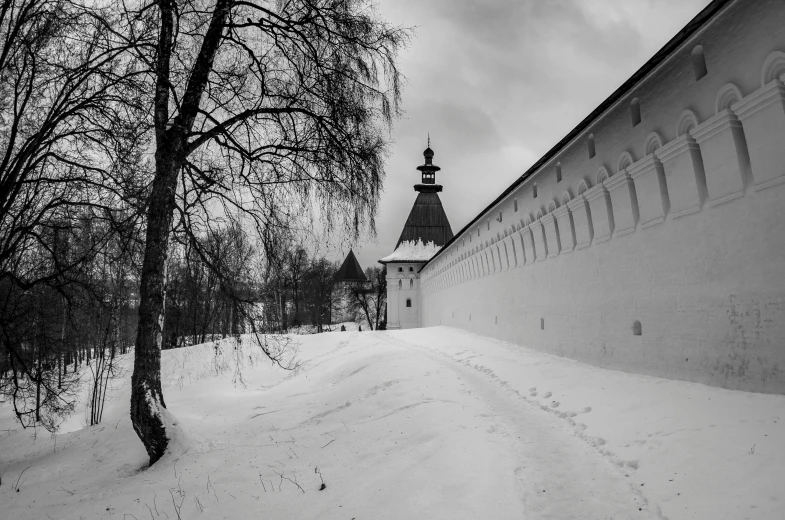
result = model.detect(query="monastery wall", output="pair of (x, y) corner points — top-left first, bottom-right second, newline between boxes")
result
(418, 0), (785, 393)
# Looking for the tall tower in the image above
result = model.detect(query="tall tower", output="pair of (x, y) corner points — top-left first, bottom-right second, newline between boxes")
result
(380, 142), (453, 329)
(395, 143), (454, 248)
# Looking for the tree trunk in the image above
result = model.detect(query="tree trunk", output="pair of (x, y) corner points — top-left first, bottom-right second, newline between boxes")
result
(131, 136), (182, 465)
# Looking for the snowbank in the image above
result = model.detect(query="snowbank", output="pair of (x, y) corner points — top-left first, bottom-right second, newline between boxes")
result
(379, 238), (441, 263)
(1, 328), (783, 519)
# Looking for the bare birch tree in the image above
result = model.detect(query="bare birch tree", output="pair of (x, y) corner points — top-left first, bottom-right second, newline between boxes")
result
(123, 0), (406, 464)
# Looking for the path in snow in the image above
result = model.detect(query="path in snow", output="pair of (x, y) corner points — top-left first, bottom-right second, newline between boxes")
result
(382, 333), (654, 518)
(1, 327), (782, 519)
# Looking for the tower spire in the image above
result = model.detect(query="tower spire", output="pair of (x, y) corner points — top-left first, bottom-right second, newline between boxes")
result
(416, 142), (441, 192)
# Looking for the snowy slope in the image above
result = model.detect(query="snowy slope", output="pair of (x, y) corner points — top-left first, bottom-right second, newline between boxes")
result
(1, 327), (783, 519)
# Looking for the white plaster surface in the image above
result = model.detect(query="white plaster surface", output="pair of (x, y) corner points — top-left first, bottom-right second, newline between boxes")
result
(414, 0), (785, 393)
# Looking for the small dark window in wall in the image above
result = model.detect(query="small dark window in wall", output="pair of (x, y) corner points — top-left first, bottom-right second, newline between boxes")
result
(691, 45), (707, 80)
(533, 183), (538, 199)
(499, 211), (503, 223)
(633, 320), (642, 336)
(398, 280), (402, 289)
(409, 267), (413, 272)
(409, 279), (414, 289)
(630, 98), (641, 126)
(406, 298), (412, 308)
(487, 220), (490, 230)
(495, 316), (498, 325)
(540, 318), (545, 330)
(397, 267), (402, 272)
(588, 134), (596, 158)
(514, 199), (518, 212)
(556, 162), (562, 182)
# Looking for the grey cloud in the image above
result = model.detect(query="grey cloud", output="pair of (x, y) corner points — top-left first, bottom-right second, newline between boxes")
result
(350, 0), (709, 269)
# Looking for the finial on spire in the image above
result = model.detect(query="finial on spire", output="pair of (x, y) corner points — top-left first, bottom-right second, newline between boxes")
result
(427, 133), (430, 148)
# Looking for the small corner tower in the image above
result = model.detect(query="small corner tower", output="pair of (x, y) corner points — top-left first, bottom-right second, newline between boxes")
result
(380, 141), (453, 329)
(333, 249), (367, 324)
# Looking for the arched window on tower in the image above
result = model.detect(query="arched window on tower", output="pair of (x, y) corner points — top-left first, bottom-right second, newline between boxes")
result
(398, 279), (402, 289)
(409, 279), (414, 289)
(406, 298), (412, 308)
(397, 267), (403, 272)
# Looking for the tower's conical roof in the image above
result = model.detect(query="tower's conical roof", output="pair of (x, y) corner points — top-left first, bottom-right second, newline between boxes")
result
(395, 191), (453, 248)
(334, 249), (367, 282)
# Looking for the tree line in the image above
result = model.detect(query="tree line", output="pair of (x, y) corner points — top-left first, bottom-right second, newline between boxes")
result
(0, 0), (405, 463)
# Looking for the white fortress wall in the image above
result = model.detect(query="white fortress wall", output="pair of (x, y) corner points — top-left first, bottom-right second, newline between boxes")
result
(418, 0), (785, 393)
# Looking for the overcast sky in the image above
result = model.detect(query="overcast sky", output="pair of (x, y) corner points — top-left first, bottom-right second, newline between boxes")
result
(341, 0), (711, 270)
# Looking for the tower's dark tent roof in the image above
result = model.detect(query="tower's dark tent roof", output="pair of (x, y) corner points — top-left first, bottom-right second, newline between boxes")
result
(334, 249), (367, 282)
(396, 192), (454, 248)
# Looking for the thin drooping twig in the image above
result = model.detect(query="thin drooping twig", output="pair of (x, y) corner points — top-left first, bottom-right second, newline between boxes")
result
(315, 466), (326, 491)
(14, 466), (31, 491)
(250, 409), (280, 419)
(273, 469), (305, 493)
(321, 438), (336, 448)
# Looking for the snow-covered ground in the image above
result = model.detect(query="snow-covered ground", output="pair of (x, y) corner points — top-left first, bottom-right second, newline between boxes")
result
(1, 327), (783, 519)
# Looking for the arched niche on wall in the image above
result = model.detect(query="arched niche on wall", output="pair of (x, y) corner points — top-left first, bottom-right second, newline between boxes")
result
(536, 209), (544, 220)
(561, 191), (573, 206)
(525, 215), (533, 226)
(677, 109), (699, 136)
(578, 179), (590, 196)
(596, 167), (610, 185)
(587, 133), (596, 158)
(630, 97), (642, 126)
(691, 45), (707, 80)
(548, 201), (558, 214)
(761, 50), (785, 87)
(616, 152), (634, 173)
(644, 132), (663, 156)
(715, 83), (743, 114)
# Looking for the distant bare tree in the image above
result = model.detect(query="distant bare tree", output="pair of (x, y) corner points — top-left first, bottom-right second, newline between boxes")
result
(123, 0), (407, 464)
(347, 265), (385, 330)
(302, 256), (338, 332)
(0, 0), (148, 289)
